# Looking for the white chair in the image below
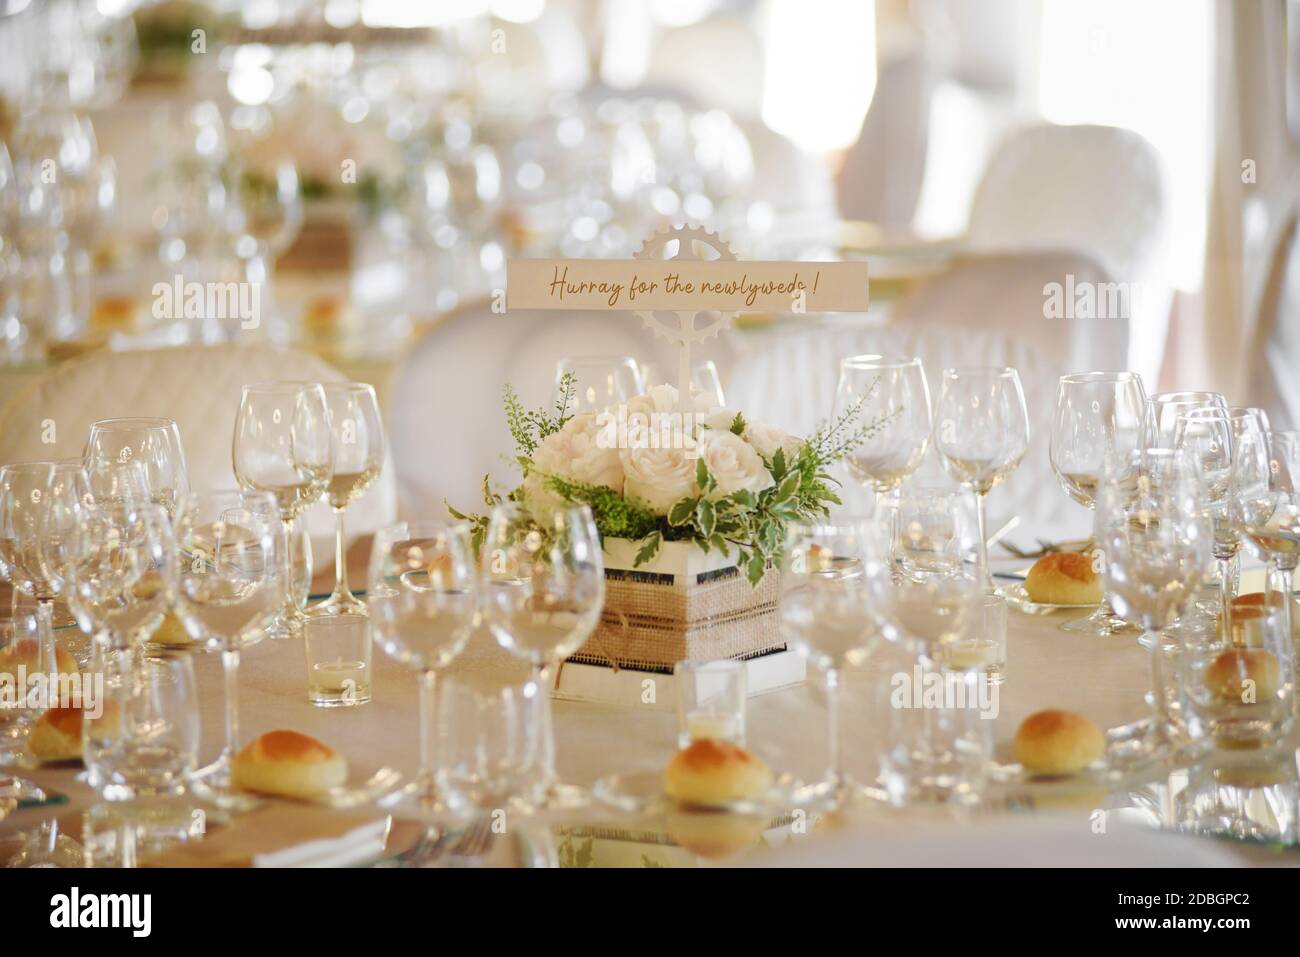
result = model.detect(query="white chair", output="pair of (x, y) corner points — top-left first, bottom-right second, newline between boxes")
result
(1245, 211), (1300, 428)
(388, 298), (733, 519)
(0, 344), (397, 555)
(725, 322), (1086, 543)
(891, 251), (1129, 374)
(644, 16), (765, 119)
(739, 119), (838, 235)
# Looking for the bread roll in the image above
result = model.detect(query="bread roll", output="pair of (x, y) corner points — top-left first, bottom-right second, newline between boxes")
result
(1024, 552), (1102, 605)
(1013, 709), (1105, 775)
(150, 612), (193, 646)
(0, 639), (79, 679)
(1227, 593), (1300, 644)
(28, 706), (84, 761)
(1204, 648), (1280, 704)
(232, 730), (348, 799)
(664, 738), (774, 806)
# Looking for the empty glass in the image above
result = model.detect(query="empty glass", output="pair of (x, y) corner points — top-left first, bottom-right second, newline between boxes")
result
(1147, 391), (1228, 449)
(304, 614), (372, 708)
(1242, 432), (1300, 643)
(835, 355), (932, 514)
(437, 676), (547, 816)
(893, 486), (962, 580)
(556, 356), (644, 413)
(933, 368), (1029, 592)
(674, 659), (747, 749)
(942, 593), (1008, 683)
(84, 418), (189, 517)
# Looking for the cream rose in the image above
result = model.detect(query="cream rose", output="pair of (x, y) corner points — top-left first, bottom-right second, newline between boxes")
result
(620, 445), (698, 514)
(743, 420), (804, 463)
(523, 413), (624, 516)
(698, 430), (775, 498)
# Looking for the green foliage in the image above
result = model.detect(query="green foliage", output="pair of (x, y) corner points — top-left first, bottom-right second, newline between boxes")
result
(504, 373), (575, 459)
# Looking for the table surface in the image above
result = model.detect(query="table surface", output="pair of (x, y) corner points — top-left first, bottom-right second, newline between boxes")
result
(3, 557), (1299, 868)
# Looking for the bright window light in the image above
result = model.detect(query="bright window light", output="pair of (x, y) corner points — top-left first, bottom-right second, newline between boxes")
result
(760, 0), (876, 153)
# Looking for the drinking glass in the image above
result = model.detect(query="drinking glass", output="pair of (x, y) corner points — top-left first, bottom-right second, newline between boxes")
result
(0, 613), (45, 772)
(1180, 410), (1237, 629)
(84, 646), (199, 802)
(639, 359), (726, 406)
(674, 659), (747, 749)
(84, 417), (189, 517)
(65, 502), (176, 658)
(1224, 411), (1274, 634)
(555, 356), (644, 413)
(38, 461), (96, 663)
(933, 368), (1030, 592)
(1181, 605), (1293, 749)
(233, 382), (333, 640)
(1049, 371), (1148, 636)
(1242, 431), (1300, 644)
(304, 614), (372, 707)
(173, 490), (282, 798)
(368, 520), (477, 811)
(1098, 448), (1211, 761)
(481, 503), (604, 808)
(893, 486), (962, 580)
(835, 356), (932, 519)
(313, 382), (385, 618)
(1147, 391), (1228, 449)
(780, 519), (887, 806)
(941, 593), (1008, 683)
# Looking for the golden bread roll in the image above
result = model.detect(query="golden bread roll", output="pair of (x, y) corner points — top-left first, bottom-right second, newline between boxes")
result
(1013, 709), (1105, 776)
(1204, 648), (1280, 704)
(232, 730), (348, 799)
(1024, 552), (1102, 605)
(664, 738), (774, 806)
(0, 639), (79, 678)
(150, 612), (194, 646)
(28, 706), (84, 761)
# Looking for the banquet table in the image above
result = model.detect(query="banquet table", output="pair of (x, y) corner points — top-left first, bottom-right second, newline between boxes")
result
(1, 554), (1296, 868)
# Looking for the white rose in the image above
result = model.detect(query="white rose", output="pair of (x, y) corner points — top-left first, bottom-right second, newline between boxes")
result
(523, 413), (624, 516)
(698, 430), (775, 498)
(744, 420), (804, 463)
(620, 445), (698, 514)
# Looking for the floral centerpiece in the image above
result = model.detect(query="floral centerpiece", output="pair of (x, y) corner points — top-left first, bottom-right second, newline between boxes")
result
(450, 374), (880, 671)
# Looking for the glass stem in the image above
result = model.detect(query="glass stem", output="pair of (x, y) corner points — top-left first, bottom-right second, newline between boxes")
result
(331, 506), (352, 604)
(973, 490), (992, 592)
(281, 517), (298, 613)
(221, 644), (240, 781)
(418, 667), (437, 804)
(534, 663), (557, 791)
(825, 667), (842, 792)
(1147, 627), (1171, 729)
(1218, 555), (1234, 643)
(1266, 560), (1295, 645)
(35, 600), (56, 671)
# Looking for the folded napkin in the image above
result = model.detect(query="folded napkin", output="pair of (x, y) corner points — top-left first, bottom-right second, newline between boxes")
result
(144, 805), (391, 868)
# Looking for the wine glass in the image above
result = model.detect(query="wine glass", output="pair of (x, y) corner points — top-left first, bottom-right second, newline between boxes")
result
(313, 383), (385, 618)
(481, 503), (604, 809)
(1098, 448), (1211, 761)
(84, 417), (189, 517)
(1147, 391), (1227, 449)
(1049, 372), (1148, 636)
(367, 520), (477, 812)
(173, 490), (282, 800)
(779, 519), (887, 807)
(933, 368), (1030, 592)
(64, 501), (175, 662)
(555, 356), (644, 413)
(1174, 407), (1237, 624)
(232, 382), (333, 640)
(835, 355), (932, 506)
(639, 359), (726, 406)
(1242, 432), (1300, 643)
(0, 612), (46, 777)
(1223, 410), (1274, 635)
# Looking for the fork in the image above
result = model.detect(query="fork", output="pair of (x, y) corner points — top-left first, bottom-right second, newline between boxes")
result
(446, 816), (496, 865)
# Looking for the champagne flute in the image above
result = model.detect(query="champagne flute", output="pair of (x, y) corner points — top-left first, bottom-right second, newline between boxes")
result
(556, 356), (644, 413)
(481, 503), (604, 809)
(232, 382), (333, 640)
(368, 520), (477, 811)
(835, 355), (932, 512)
(1049, 372), (1148, 636)
(1242, 432), (1300, 643)
(933, 368), (1030, 592)
(780, 519), (887, 806)
(173, 490), (282, 799)
(1098, 448), (1211, 761)
(313, 382), (385, 618)
(84, 417), (189, 517)
(1147, 391), (1227, 449)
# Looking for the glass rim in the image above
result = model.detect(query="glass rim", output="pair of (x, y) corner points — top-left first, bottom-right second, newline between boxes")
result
(241, 380), (325, 395)
(1058, 371), (1143, 385)
(87, 416), (179, 432)
(321, 381), (378, 396)
(1150, 390), (1226, 403)
(375, 517), (473, 540)
(942, 365), (1019, 378)
(840, 353), (923, 371)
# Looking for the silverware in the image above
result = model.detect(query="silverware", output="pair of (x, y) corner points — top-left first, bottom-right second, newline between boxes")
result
(446, 816), (495, 864)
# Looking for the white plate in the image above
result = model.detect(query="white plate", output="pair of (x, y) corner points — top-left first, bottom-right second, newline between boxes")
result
(192, 766), (401, 812)
(997, 582), (1095, 616)
(592, 770), (808, 817)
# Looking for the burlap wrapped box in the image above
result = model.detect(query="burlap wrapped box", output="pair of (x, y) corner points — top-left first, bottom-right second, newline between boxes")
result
(566, 538), (783, 674)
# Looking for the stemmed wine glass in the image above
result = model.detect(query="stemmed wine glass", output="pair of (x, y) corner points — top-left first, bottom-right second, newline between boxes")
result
(1173, 407), (1238, 624)
(835, 356), (932, 520)
(84, 417), (189, 516)
(556, 356), (644, 413)
(173, 490), (282, 800)
(481, 503), (605, 809)
(1242, 432), (1300, 642)
(1147, 391), (1227, 449)
(313, 383), (385, 618)
(1098, 448), (1211, 762)
(367, 520), (477, 811)
(933, 368), (1030, 592)
(232, 382), (333, 640)
(1049, 372), (1148, 636)
(779, 519), (887, 807)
